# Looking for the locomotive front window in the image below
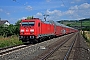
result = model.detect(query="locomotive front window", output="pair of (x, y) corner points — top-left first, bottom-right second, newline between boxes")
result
(22, 22), (28, 26)
(28, 22), (35, 26)
(21, 22), (35, 26)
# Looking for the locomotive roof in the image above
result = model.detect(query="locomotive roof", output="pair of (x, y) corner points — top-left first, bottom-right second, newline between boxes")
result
(48, 20), (74, 28)
(54, 21), (62, 26)
(22, 18), (41, 21)
(48, 20), (62, 26)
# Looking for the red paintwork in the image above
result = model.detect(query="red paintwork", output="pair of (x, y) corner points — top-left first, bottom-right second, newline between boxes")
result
(55, 26), (62, 36)
(20, 18), (40, 37)
(66, 28), (71, 34)
(40, 22), (54, 35)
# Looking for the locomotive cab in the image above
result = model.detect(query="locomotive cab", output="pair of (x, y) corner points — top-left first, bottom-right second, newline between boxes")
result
(19, 18), (41, 42)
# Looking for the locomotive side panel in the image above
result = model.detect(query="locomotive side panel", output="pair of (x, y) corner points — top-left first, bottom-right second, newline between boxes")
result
(40, 21), (55, 37)
(55, 26), (62, 36)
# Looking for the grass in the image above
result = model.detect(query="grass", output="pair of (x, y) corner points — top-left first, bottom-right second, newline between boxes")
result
(63, 21), (90, 26)
(0, 35), (23, 48)
(83, 31), (90, 48)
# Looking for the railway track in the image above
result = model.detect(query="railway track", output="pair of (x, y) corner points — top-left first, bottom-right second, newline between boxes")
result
(0, 32), (89, 60)
(33, 32), (78, 60)
(63, 33), (78, 60)
(0, 44), (30, 56)
(47, 32), (78, 60)
(73, 33), (90, 60)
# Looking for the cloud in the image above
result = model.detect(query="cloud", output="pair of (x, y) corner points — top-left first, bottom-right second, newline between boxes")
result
(65, 3), (90, 19)
(35, 10), (63, 20)
(75, 0), (81, 2)
(46, 10), (63, 20)
(0, 8), (3, 12)
(46, 9), (62, 16)
(46, 0), (51, 2)
(36, 12), (43, 16)
(61, 4), (64, 7)
(34, 12), (43, 19)
(18, 17), (27, 20)
(25, 6), (32, 11)
(79, 3), (90, 9)
(6, 12), (10, 15)
(71, 2), (74, 4)
(69, 5), (78, 10)
(24, 2), (28, 5)
(71, 0), (82, 4)
(0, 8), (10, 15)
(69, 3), (90, 12)
(34, 3), (90, 20)
(64, 10), (74, 15)
(21, 17), (27, 19)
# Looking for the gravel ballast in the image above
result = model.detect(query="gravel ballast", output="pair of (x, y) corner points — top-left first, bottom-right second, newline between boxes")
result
(0, 34), (72, 60)
(73, 33), (90, 60)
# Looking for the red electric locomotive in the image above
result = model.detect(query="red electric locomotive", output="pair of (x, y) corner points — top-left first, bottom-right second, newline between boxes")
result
(19, 18), (55, 43)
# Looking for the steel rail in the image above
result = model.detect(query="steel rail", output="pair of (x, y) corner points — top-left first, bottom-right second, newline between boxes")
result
(0, 44), (30, 56)
(38, 33), (77, 60)
(0, 44), (24, 50)
(63, 33), (78, 60)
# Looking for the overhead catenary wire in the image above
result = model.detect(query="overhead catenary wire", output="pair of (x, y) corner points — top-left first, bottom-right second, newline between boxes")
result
(12, 0), (31, 8)
(12, 0), (26, 6)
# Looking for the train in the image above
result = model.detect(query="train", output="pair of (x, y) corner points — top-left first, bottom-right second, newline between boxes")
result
(19, 18), (78, 43)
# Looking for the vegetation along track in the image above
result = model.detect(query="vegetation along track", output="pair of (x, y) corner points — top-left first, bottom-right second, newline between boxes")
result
(0, 44), (30, 56)
(33, 32), (78, 60)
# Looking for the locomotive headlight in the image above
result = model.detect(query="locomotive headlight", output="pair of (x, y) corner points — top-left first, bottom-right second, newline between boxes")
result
(30, 29), (34, 32)
(20, 29), (24, 32)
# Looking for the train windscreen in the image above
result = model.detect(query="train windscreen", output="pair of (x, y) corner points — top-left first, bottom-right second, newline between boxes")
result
(22, 22), (35, 26)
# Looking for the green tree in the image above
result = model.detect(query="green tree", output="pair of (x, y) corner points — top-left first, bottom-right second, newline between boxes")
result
(66, 24), (71, 26)
(7, 24), (16, 35)
(27, 16), (33, 19)
(15, 20), (22, 35)
(15, 20), (21, 26)
(0, 25), (4, 36)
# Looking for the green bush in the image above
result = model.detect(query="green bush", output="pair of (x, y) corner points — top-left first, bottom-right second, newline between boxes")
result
(83, 31), (90, 46)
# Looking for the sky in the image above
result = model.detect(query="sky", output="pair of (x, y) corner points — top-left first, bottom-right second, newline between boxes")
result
(0, 0), (90, 24)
